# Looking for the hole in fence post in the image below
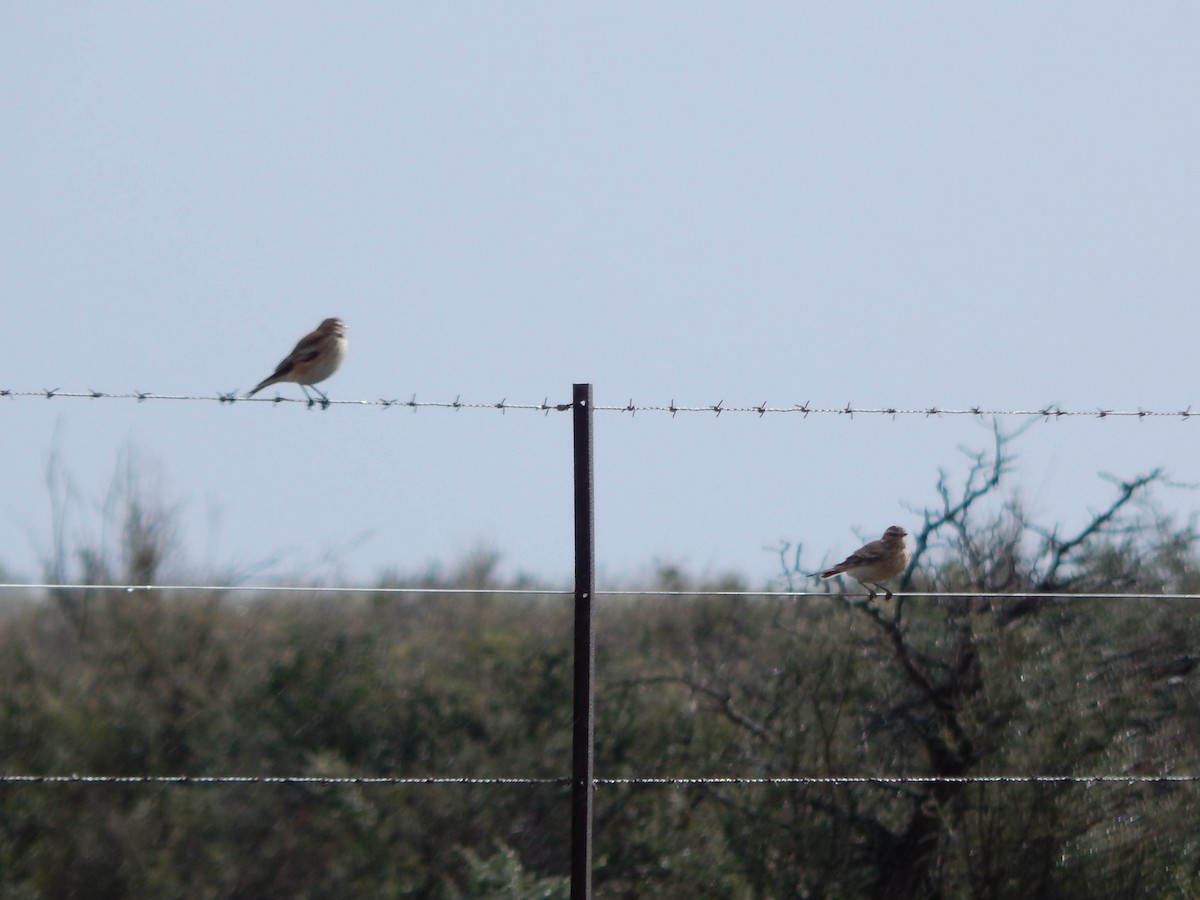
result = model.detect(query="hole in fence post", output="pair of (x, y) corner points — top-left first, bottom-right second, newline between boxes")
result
(571, 382), (595, 900)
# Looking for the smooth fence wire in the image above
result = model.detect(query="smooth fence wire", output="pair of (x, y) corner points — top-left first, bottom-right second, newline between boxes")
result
(2, 388), (1198, 419)
(601, 589), (1200, 601)
(0, 583), (569, 597)
(4, 584), (1200, 602)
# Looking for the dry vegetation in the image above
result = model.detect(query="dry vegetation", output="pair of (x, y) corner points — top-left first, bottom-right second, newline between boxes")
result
(1, 428), (1198, 898)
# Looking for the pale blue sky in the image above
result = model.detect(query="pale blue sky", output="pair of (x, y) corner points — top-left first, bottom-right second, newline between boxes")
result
(3, 4), (1198, 587)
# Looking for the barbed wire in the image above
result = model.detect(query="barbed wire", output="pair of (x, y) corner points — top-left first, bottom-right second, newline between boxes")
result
(596, 774), (1200, 786)
(3, 583), (1200, 602)
(0, 772), (1193, 787)
(0, 389), (572, 412)
(2, 388), (1197, 420)
(597, 401), (1199, 420)
(0, 774), (568, 786)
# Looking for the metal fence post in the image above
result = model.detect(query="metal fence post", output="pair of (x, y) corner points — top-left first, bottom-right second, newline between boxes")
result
(571, 383), (595, 899)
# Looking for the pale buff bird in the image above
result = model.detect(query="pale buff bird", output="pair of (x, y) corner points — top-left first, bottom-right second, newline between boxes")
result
(246, 318), (347, 404)
(820, 525), (909, 600)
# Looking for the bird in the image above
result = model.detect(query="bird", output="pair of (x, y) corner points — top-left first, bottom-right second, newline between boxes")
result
(820, 525), (909, 600)
(246, 318), (347, 405)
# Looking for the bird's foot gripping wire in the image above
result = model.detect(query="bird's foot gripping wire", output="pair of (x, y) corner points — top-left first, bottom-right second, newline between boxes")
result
(300, 385), (331, 410)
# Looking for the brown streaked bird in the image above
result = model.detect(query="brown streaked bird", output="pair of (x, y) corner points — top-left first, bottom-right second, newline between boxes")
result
(820, 525), (909, 600)
(246, 318), (347, 404)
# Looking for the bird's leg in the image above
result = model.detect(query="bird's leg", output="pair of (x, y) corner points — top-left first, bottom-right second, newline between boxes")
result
(873, 583), (894, 600)
(858, 581), (878, 601)
(305, 385), (331, 409)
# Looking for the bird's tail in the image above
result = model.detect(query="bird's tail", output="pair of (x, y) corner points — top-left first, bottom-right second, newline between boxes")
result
(245, 377), (276, 398)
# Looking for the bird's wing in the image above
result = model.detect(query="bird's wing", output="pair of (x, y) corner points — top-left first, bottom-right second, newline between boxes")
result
(268, 333), (325, 379)
(289, 330), (327, 362)
(841, 538), (889, 567)
(822, 539), (881, 576)
(285, 333), (326, 367)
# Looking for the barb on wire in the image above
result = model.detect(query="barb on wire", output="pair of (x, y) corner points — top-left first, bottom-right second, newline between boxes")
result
(0, 389), (1197, 419)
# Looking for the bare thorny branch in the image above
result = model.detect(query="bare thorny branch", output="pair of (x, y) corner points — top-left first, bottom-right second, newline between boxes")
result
(902, 418), (1035, 592)
(762, 418), (1180, 892)
(1027, 469), (1164, 591)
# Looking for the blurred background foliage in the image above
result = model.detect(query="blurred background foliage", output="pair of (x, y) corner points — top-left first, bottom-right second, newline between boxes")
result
(1, 428), (1198, 898)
